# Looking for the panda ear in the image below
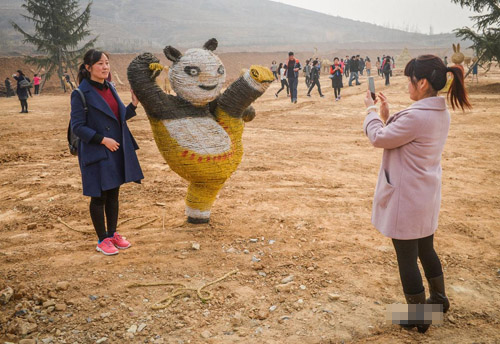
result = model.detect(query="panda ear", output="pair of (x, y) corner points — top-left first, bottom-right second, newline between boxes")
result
(164, 46), (182, 62)
(203, 38), (218, 51)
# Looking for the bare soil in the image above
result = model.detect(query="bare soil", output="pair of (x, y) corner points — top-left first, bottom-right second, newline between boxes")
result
(0, 59), (499, 344)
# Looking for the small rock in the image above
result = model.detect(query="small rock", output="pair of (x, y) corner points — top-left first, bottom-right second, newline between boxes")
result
(19, 339), (36, 344)
(100, 312), (111, 319)
(252, 263), (264, 271)
(269, 305), (277, 312)
(99, 300), (106, 307)
(448, 315), (456, 324)
(256, 309), (269, 320)
(268, 240), (276, 245)
(255, 326), (264, 334)
(15, 309), (28, 317)
(96, 338), (108, 344)
(258, 271), (267, 277)
(278, 315), (291, 324)
(251, 256), (261, 263)
(56, 281), (69, 291)
(191, 242), (200, 250)
(125, 333), (134, 340)
(89, 295), (99, 301)
(200, 330), (212, 339)
(55, 303), (67, 311)
(328, 293), (340, 301)
(226, 247), (237, 253)
(275, 282), (295, 293)
(243, 249), (250, 254)
(249, 238), (258, 243)
(299, 285), (306, 290)
(27, 223), (37, 230)
(175, 323), (184, 329)
(137, 323), (147, 332)
(307, 266), (315, 271)
(41, 337), (53, 344)
(231, 312), (243, 327)
(281, 275), (294, 284)
(43, 300), (56, 308)
(127, 324), (137, 333)
(48, 291), (57, 299)
(0, 286), (14, 305)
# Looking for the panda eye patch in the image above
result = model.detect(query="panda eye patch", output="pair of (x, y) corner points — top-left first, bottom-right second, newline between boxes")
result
(184, 66), (201, 77)
(217, 65), (225, 75)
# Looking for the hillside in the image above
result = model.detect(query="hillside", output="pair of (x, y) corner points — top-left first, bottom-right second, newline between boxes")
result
(0, 0), (463, 55)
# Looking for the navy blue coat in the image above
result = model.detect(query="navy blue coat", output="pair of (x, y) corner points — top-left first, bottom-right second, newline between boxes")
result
(13, 75), (29, 100)
(70, 79), (144, 197)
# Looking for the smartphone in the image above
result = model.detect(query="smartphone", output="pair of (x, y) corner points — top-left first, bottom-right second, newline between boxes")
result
(368, 77), (376, 100)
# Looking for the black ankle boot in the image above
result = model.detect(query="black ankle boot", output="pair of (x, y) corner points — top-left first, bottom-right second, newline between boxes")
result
(403, 291), (430, 333)
(426, 274), (450, 313)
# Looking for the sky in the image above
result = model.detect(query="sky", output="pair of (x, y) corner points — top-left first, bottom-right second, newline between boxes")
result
(271, 0), (479, 34)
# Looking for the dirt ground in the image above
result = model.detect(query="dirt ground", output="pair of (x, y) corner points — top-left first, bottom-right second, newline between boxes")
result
(0, 60), (499, 344)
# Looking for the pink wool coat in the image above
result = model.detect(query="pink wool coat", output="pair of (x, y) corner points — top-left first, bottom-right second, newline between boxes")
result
(363, 97), (451, 240)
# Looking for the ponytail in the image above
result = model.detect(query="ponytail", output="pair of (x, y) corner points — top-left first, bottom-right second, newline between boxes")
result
(405, 55), (471, 111)
(77, 63), (90, 84)
(447, 66), (471, 111)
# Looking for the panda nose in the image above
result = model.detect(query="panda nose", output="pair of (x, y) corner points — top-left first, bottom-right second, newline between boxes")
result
(198, 72), (216, 83)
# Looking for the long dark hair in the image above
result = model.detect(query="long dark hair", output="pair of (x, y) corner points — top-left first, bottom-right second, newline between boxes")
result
(278, 62), (283, 73)
(77, 49), (109, 84)
(404, 54), (471, 111)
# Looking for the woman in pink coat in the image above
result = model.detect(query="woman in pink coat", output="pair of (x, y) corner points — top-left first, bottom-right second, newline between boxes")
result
(363, 55), (471, 333)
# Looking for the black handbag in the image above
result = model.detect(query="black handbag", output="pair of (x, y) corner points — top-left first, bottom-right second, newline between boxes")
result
(67, 88), (87, 156)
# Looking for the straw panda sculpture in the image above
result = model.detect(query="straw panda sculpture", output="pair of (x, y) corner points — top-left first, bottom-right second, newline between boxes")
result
(127, 38), (274, 224)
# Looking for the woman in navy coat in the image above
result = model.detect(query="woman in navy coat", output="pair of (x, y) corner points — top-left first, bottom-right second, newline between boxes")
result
(71, 49), (144, 256)
(13, 70), (30, 113)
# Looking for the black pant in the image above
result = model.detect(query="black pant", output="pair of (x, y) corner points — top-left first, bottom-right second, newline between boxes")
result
(34, 85), (40, 94)
(384, 72), (390, 85)
(392, 234), (443, 295)
(288, 77), (298, 102)
(90, 187), (120, 242)
(20, 99), (28, 112)
(276, 79), (289, 95)
(307, 79), (323, 96)
(334, 87), (341, 98)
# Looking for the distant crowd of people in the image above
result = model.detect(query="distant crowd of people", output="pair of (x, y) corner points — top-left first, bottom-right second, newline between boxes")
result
(271, 53), (396, 103)
(3, 69), (85, 113)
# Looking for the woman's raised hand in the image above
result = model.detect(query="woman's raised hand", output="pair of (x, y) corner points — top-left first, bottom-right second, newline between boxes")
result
(131, 89), (139, 107)
(364, 90), (376, 107)
(378, 92), (390, 123)
(102, 137), (120, 152)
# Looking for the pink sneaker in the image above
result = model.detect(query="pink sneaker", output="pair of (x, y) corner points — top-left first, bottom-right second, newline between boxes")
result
(96, 238), (119, 256)
(109, 232), (131, 249)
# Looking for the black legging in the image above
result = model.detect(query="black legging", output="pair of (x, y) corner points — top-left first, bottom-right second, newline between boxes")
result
(392, 234), (443, 295)
(334, 88), (341, 98)
(384, 72), (391, 85)
(90, 187), (120, 242)
(20, 99), (28, 112)
(307, 79), (323, 96)
(276, 79), (289, 95)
